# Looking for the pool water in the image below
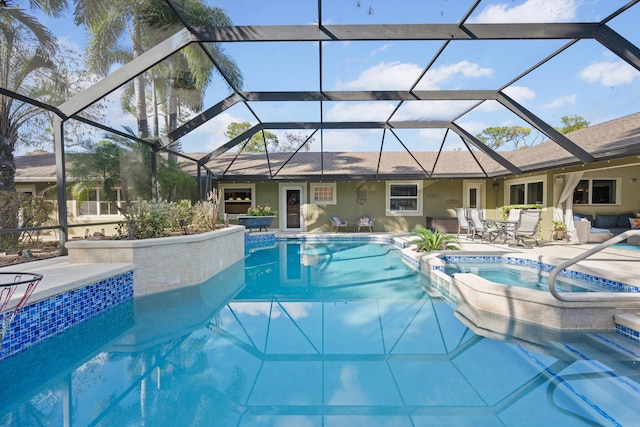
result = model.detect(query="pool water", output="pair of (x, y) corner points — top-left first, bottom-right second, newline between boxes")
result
(2, 241), (640, 426)
(444, 263), (610, 293)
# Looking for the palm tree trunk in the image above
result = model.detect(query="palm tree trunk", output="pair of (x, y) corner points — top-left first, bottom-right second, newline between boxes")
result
(133, 18), (148, 138)
(0, 134), (17, 192)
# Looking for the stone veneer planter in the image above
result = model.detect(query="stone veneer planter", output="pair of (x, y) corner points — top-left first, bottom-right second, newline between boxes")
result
(65, 225), (245, 296)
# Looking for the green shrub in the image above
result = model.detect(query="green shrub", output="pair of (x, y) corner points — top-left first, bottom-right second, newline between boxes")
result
(116, 201), (174, 239)
(0, 191), (55, 252)
(497, 204), (542, 220)
(410, 227), (460, 252)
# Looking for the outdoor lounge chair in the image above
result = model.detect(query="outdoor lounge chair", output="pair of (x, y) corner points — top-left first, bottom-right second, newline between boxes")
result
(329, 216), (349, 232)
(357, 216), (375, 232)
(506, 210), (541, 246)
(455, 208), (471, 238)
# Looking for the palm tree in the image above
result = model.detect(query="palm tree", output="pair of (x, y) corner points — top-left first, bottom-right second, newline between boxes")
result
(0, 7), (63, 191)
(74, 0), (243, 147)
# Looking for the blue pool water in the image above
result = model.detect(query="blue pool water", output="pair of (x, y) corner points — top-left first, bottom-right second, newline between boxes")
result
(444, 263), (609, 292)
(2, 241), (640, 426)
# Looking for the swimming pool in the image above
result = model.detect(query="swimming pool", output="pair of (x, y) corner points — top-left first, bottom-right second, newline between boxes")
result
(2, 241), (640, 426)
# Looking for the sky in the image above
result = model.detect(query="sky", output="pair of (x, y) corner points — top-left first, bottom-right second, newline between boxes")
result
(23, 0), (640, 156)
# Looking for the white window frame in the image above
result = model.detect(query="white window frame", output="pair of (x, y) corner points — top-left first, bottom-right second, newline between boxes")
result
(310, 182), (336, 204)
(386, 181), (423, 216)
(573, 177), (620, 206)
(77, 188), (123, 217)
(505, 175), (546, 206)
(220, 183), (256, 219)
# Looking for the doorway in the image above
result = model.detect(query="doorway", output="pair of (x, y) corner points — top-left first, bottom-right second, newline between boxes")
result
(280, 185), (305, 231)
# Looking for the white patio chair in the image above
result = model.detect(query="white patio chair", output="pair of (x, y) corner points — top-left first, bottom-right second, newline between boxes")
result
(357, 216), (375, 232)
(329, 216), (349, 232)
(455, 208), (471, 238)
(506, 210), (542, 247)
(469, 209), (498, 243)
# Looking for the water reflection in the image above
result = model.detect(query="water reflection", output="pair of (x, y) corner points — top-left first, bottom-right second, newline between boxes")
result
(1, 242), (640, 426)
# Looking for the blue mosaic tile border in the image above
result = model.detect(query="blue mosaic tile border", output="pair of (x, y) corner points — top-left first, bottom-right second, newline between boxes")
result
(615, 324), (640, 343)
(244, 232), (275, 245)
(0, 271), (134, 361)
(440, 255), (639, 293)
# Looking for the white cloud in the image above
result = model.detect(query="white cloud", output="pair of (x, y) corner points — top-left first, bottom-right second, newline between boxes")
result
(472, 0), (577, 23)
(416, 60), (494, 90)
(580, 60), (639, 86)
(339, 60), (493, 92)
(540, 94), (577, 109)
(393, 100), (478, 121)
(325, 102), (396, 121)
(456, 120), (489, 136)
(502, 85), (536, 103)
(321, 130), (374, 151)
(475, 100), (502, 112)
(370, 43), (393, 57)
(340, 61), (423, 90)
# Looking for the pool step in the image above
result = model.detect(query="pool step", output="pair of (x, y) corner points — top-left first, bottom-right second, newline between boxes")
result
(614, 313), (640, 343)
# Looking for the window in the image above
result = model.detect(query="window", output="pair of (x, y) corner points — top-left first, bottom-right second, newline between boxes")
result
(78, 188), (122, 216)
(221, 184), (255, 217)
(310, 183), (336, 204)
(507, 178), (544, 205)
(573, 179), (618, 205)
(386, 182), (422, 216)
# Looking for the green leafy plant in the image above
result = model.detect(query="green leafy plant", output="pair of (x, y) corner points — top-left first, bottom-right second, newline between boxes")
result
(0, 191), (55, 252)
(115, 201), (174, 239)
(246, 205), (277, 216)
(552, 220), (567, 231)
(410, 227), (460, 252)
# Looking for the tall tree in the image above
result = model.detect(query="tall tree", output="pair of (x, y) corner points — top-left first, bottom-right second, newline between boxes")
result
(74, 0), (153, 138)
(559, 115), (589, 134)
(75, 0), (243, 147)
(0, 6), (63, 191)
(476, 126), (531, 150)
(224, 122), (279, 153)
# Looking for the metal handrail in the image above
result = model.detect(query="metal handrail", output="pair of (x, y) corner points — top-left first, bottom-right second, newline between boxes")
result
(548, 229), (640, 302)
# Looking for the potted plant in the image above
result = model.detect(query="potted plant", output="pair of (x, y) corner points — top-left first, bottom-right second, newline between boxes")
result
(238, 205), (278, 231)
(410, 227), (460, 252)
(552, 220), (567, 240)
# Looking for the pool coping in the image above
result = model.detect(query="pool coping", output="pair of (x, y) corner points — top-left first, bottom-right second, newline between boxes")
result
(419, 251), (640, 331)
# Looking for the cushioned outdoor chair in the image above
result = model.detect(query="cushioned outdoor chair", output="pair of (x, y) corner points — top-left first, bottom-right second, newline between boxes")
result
(357, 216), (375, 232)
(329, 216), (349, 232)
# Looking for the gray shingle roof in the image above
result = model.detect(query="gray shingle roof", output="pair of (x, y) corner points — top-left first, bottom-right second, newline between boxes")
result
(15, 112), (640, 182)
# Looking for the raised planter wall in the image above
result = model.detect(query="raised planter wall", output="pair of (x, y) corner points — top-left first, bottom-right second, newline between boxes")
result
(65, 225), (245, 296)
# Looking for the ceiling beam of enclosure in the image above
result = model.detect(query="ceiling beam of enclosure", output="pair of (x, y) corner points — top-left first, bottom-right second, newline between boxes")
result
(51, 8), (640, 177)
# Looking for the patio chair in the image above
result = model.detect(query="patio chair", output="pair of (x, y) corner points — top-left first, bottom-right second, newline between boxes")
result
(469, 209), (498, 243)
(357, 216), (375, 232)
(499, 209), (521, 243)
(455, 208), (471, 238)
(506, 210), (541, 247)
(329, 216), (349, 232)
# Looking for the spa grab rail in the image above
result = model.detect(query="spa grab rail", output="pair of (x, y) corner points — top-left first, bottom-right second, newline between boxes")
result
(548, 230), (640, 302)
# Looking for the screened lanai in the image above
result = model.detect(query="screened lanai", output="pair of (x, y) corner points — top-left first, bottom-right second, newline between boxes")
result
(2, 0), (640, 246)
